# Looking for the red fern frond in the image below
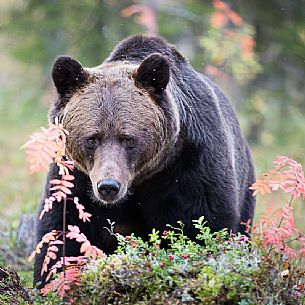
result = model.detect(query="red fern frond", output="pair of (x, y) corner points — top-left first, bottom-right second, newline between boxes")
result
(256, 202), (299, 252)
(58, 160), (75, 176)
(24, 119), (103, 295)
(45, 256), (83, 282)
(41, 276), (71, 298)
(28, 230), (58, 262)
(252, 156), (305, 260)
(66, 225), (104, 259)
(22, 118), (68, 174)
(249, 179), (271, 196)
(250, 156), (305, 202)
(74, 197), (92, 222)
(39, 196), (56, 220)
(39, 176), (76, 219)
(41, 239), (63, 276)
(42, 256), (86, 297)
(50, 175), (75, 202)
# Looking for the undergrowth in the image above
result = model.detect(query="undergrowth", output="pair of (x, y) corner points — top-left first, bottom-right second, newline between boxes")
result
(18, 216), (305, 304)
(50, 220), (261, 304)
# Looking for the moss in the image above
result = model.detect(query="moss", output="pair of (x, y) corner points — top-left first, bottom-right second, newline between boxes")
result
(0, 266), (30, 305)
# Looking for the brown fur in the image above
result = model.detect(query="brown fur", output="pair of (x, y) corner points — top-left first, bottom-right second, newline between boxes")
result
(57, 62), (179, 203)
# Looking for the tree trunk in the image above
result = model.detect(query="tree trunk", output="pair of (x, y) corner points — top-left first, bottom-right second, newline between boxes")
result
(15, 214), (37, 257)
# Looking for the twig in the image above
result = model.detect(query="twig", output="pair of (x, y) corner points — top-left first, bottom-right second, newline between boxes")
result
(62, 196), (67, 279)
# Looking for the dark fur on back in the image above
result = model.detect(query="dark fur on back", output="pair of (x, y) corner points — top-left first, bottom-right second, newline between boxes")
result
(34, 35), (255, 288)
(107, 35), (255, 231)
(106, 35), (185, 63)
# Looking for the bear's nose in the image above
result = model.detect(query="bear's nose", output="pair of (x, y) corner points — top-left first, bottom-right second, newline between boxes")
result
(97, 179), (121, 201)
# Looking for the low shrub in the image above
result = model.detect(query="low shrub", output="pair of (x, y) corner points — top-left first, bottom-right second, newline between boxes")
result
(28, 216), (305, 304)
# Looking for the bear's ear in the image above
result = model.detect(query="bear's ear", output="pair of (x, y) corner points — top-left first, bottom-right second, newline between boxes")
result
(134, 53), (170, 93)
(52, 56), (87, 95)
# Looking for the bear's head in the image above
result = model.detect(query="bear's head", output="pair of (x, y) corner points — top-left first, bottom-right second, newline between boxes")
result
(50, 55), (180, 205)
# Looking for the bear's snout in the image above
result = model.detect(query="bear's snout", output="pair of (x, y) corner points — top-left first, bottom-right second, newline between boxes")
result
(89, 143), (133, 204)
(97, 179), (121, 202)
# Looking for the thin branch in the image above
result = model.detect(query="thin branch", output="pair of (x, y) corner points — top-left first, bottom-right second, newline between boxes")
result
(62, 196), (67, 279)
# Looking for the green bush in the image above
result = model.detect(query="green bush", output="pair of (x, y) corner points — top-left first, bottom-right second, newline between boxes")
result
(27, 217), (304, 305)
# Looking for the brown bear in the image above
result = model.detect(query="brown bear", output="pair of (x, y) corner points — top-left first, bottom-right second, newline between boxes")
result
(34, 35), (255, 287)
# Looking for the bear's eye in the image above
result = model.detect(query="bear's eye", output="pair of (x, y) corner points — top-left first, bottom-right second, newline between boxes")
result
(121, 137), (135, 150)
(85, 137), (98, 148)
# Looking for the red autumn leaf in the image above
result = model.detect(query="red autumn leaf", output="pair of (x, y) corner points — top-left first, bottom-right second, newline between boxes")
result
(121, 4), (157, 35)
(22, 120), (68, 174)
(213, 0), (230, 11)
(80, 241), (91, 254)
(227, 10), (243, 26)
(74, 197), (92, 222)
(48, 245), (59, 252)
(62, 174), (75, 180)
(210, 12), (227, 28)
(28, 230), (58, 262)
(39, 196), (56, 220)
(249, 179), (271, 196)
(66, 225), (80, 238)
(48, 252), (57, 260)
(283, 246), (297, 259)
(40, 235), (66, 276)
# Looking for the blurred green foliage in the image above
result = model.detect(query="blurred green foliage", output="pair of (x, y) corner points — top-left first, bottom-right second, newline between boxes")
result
(0, 0), (304, 231)
(5, 0), (139, 69)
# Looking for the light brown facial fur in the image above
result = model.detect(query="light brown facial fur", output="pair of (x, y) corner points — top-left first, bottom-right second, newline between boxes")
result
(57, 62), (179, 204)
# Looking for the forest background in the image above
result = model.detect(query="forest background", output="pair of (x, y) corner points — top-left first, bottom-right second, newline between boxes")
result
(0, 0), (304, 281)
